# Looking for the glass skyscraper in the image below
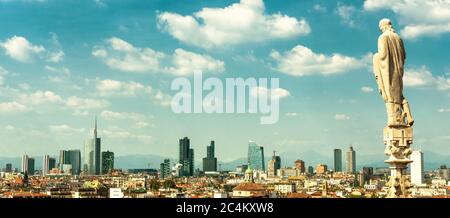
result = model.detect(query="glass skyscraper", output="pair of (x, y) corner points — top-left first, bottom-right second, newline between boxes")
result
(59, 149), (81, 175)
(247, 140), (265, 171)
(202, 141), (217, 172)
(179, 137), (194, 176)
(84, 118), (101, 175)
(334, 148), (342, 172)
(101, 151), (114, 174)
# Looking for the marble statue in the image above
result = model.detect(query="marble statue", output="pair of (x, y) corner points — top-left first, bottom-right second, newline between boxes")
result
(373, 18), (415, 198)
(373, 18), (414, 127)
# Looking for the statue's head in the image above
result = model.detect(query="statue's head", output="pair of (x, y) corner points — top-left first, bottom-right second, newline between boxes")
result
(378, 18), (395, 33)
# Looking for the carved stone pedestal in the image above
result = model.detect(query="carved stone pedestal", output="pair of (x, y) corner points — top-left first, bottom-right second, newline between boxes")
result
(383, 126), (413, 198)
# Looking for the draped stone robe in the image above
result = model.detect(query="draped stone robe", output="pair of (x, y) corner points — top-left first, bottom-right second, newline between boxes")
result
(373, 30), (406, 104)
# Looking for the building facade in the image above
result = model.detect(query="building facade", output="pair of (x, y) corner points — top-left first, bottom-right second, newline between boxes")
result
(411, 150), (424, 186)
(248, 140), (265, 171)
(202, 141), (217, 172)
(84, 118), (101, 175)
(179, 137), (194, 176)
(334, 149), (342, 172)
(346, 146), (356, 173)
(102, 151), (114, 174)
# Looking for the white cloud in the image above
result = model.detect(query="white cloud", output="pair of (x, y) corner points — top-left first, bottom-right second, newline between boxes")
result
(0, 65), (9, 86)
(361, 86), (374, 93)
(0, 101), (29, 113)
(93, 37), (224, 75)
(157, 0), (310, 49)
(19, 90), (63, 105)
(313, 4), (327, 13)
(336, 2), (357, 27)
(438, 108), (450, 113)
(165, 48), (225, 76)
(48, 50), (65, 63)
(335, 114), (350, 121)
(251, 86), (290, 99)
(19, 83), (30, 90)
(271, 45), (366, 76)
(404, 66), (450, 90)
(363, 0), (450, 40)
(45, 65), (71, 75)
(65, 96), (109, 110)
(93, 37), (165, 73)
(100, 110), (144, 121)
(49, 124), (84, 134)
(285, 112), (298, 117)
(0, 36), (45, 62)
(96, 79), (151, 96)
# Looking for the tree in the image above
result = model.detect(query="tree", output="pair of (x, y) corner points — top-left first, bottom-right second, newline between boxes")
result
(149, 179), (161, 191)
(163, 180), (176, 189)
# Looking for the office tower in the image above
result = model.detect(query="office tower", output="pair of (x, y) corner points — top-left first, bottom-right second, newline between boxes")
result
(160, 159), (171, 179)
(361, 167), (374, 185)
(43, 155), (56, 176)
(268, 150), (281, 177)
(334, 149), (342, 172)
(316, 164), (328, 174)
(5, 163), (12, 173)
(247, 140), (265, 171)
(438, 165), (449, 180)
(410, 150), (424, 185)
(60, 149), (82, 175)
(202, 141), (217, 172)
(84, 118), (101, 175)
(294, 160), (305, 173)
(179, 137), (194, 176)
(102, 151), (114, 174)
(22, 155), (35, 175)
(308, 166), (314, 174)
(346, 146), (356, 173)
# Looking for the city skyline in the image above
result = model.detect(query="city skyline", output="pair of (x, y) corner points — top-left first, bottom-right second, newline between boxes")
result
(0, 0), (449, 164)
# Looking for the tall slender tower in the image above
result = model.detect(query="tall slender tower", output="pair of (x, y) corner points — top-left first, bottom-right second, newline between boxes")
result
(334, 149), (342, 172)
(84, 117), (101, 175)
(410, 150), (424, 186)
(346, 146), (356, 173)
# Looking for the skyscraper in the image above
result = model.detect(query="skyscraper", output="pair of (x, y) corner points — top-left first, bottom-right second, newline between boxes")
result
(202, 141), (217, 172)
(102, 151), (114, 174)
(346, 146), (356, 173)
(294, 160), (305, 173)
(60, 149), (81, 175)
(160, 159), (171, 179)
(268, 150), (281, 177)
(248, 140), (265, 171)
(5, 163), (12, 173)
(21, 155), (35, 175)
(84, 118), (101, 175)
(179, 137), (194, 176)
(43, 155), (56, 176)
(316, 164), (328, 174)
(334, 149), (342, 172)
(411, 150), (424, 186)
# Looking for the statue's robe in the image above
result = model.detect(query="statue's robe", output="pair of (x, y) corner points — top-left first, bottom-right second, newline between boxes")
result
(373, 30), (406, 104)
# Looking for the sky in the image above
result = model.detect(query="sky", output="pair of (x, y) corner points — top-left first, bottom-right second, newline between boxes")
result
(0, 0), (449, 163)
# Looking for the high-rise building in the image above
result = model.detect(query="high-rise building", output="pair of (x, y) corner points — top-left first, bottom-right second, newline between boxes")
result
(410, 150), (424, 186)
(308, 166), (314, 174)
(346, 146), (356, 173)
(102, 151), (114, 174)
(160, 159), (171, 179)
(247, 140), (265, 171)
(361, 167), (374, 185)
(21, 155), (35, 175)
(84, 118), (101, 175)
(5, 163), (12, 173)
(60, 149), (81, 175)
(294, 160), (305, 173)
(438, 165), (449, 180)
(43, 155), (56, 176)
(268, 150), (281, 177)
(179, 137), (194, 176)
(334, 149), (342, 172)
(316, 164), (328, 174)
(202, 141), (217, 172)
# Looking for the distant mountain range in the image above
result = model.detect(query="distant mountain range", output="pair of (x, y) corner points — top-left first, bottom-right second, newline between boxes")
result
(1, 150), (448, 171)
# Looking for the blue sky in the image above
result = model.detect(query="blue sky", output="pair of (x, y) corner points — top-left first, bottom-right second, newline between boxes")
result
(0, 0), (449, 163)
